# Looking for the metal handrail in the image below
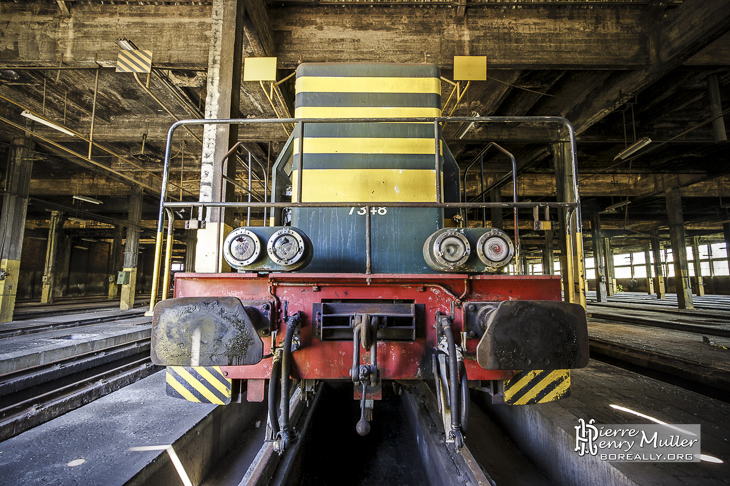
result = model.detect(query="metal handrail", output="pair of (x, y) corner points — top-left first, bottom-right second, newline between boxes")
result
(462, 142), (494, 227)
(459, 143), (520, 258)
(147, 116), (584, 314)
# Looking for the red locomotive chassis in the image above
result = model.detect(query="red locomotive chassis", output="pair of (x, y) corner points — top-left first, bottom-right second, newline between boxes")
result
(172, 272), (563, 382)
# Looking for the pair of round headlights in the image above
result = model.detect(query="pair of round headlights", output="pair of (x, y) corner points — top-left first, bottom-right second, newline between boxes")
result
(224, 227), (306, 269)
(432, 229), (513, 270)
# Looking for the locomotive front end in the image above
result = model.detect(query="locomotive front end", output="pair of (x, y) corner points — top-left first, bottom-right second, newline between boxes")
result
(149, 62), (588, 453)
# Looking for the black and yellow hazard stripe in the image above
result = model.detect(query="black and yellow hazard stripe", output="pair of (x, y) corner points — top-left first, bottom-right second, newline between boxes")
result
(296, 75), (440, 94)
(115, 50), (153, 73)
(291, 65), (443, 203)
(291, 168), (442, 203)
(503, 370), (571, 405)
(295, 63), (441, 119)
(292, 123), (443, 170)
(165, 366), (232, 405)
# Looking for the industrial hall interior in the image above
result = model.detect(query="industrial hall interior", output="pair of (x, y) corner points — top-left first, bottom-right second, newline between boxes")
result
(1, 0), (730, 485)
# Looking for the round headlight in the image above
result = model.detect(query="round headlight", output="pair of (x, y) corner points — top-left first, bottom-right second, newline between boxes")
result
(223, 228), (261, 269)
(477, 230), (514, 268)
(267, 228), (306, 266)
(432, 230), (471, 269)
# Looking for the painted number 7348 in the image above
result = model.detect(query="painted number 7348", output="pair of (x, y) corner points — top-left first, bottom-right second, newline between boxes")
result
(349, 207), (388, 216)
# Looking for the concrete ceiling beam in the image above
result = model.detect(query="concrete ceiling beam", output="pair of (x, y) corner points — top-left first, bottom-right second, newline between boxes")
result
(269, 5), (651, 69)
(0, 4), (213, 69)
(567, 0), (730, 133)
(0, 4), (659, 70)
(244, 0), (276, 58)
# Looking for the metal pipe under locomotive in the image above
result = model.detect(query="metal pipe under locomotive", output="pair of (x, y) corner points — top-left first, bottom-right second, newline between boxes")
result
(150, 63), (589, 452)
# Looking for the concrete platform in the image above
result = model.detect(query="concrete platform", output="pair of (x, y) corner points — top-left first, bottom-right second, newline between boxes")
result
(0, 318), (150, 375)
(587, 306), (730, 338)
(477, 361), (730, 486)
(0, 371), (264, 485)
(589, 321), (730, 372)
(0, 308), (147, 336)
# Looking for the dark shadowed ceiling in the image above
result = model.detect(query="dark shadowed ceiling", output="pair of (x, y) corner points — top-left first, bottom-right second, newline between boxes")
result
(1, 0), (729, 256)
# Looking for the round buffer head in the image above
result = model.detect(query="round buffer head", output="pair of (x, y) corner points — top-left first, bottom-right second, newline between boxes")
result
(476, 229), (514, 269)
(432, 230), (471, 269)
(267, 228), (306, 266)
(223, 228), (262, 269)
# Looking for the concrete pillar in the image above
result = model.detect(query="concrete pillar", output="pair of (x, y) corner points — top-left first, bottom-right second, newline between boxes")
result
(651, 232), (666, 299)
(591, 214), (607, 302)
(41, 211), (63, 304)
(707, 73), (727, 143)
(108, 226), (123, 300)
(644, 245), (654, 294)
(542, 229), (554, 275)
(185, 230), (197, 273)
(490, 189), (503, 230)
(121, 187), (143, 310)
(724, 223), (730, 274)
(691, 236), (705, 297)
(603, 238), (616, 296)
(196, 0), (245, 273)
(665, 188), (693, 309)
(0, 137), (35, 322)
(56, 235), (72, 298)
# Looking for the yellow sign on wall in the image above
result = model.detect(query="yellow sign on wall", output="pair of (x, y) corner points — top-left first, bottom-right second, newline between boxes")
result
(244, 57), (277, 82)
(454, 56), (487, 81)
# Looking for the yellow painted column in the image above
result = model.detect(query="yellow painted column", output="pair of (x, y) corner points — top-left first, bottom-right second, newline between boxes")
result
(644, 245), (654, 295)
(108, 227), (123, 300)
(604, 239), (616, 297)
(651, 231), (666, 299)
(591, 214), (608, 302)
(0, 260), (22, 322)
(41, 211), (63, 304)
(666, 188), (693, 309)
(120, 187), (143, 310)
(0, 137), (35, 322)
(691, 237), (705, 297)
(120, 267), (138, 311)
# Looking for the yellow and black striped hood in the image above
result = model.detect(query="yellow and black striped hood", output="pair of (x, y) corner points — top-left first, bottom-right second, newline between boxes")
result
(290, 63), (444, 204)
(294, 62), (441, 120)
(271, 62), (459, 273)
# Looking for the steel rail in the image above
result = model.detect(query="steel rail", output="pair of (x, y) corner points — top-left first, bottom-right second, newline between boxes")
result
(0, 356), (155, 441)
(0, 310), (149, 338)
(0, 337), (151, 382)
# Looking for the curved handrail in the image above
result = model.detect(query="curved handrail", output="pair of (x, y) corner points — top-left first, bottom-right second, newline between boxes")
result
(147, 116), (584, 314)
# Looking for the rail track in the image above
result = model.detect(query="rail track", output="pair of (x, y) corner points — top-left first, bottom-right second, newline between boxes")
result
(587, 309), (730, 338)
(586, 292), (730, 313)
(198, 382), (523, 486)
(0, 336), (157, 441)
(587, 306), (730, 404)
(12, 298), (149, 321)
(0, 310), (149, 339)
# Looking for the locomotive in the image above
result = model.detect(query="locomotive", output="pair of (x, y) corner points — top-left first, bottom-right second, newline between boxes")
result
(150, 62), (588, 453)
